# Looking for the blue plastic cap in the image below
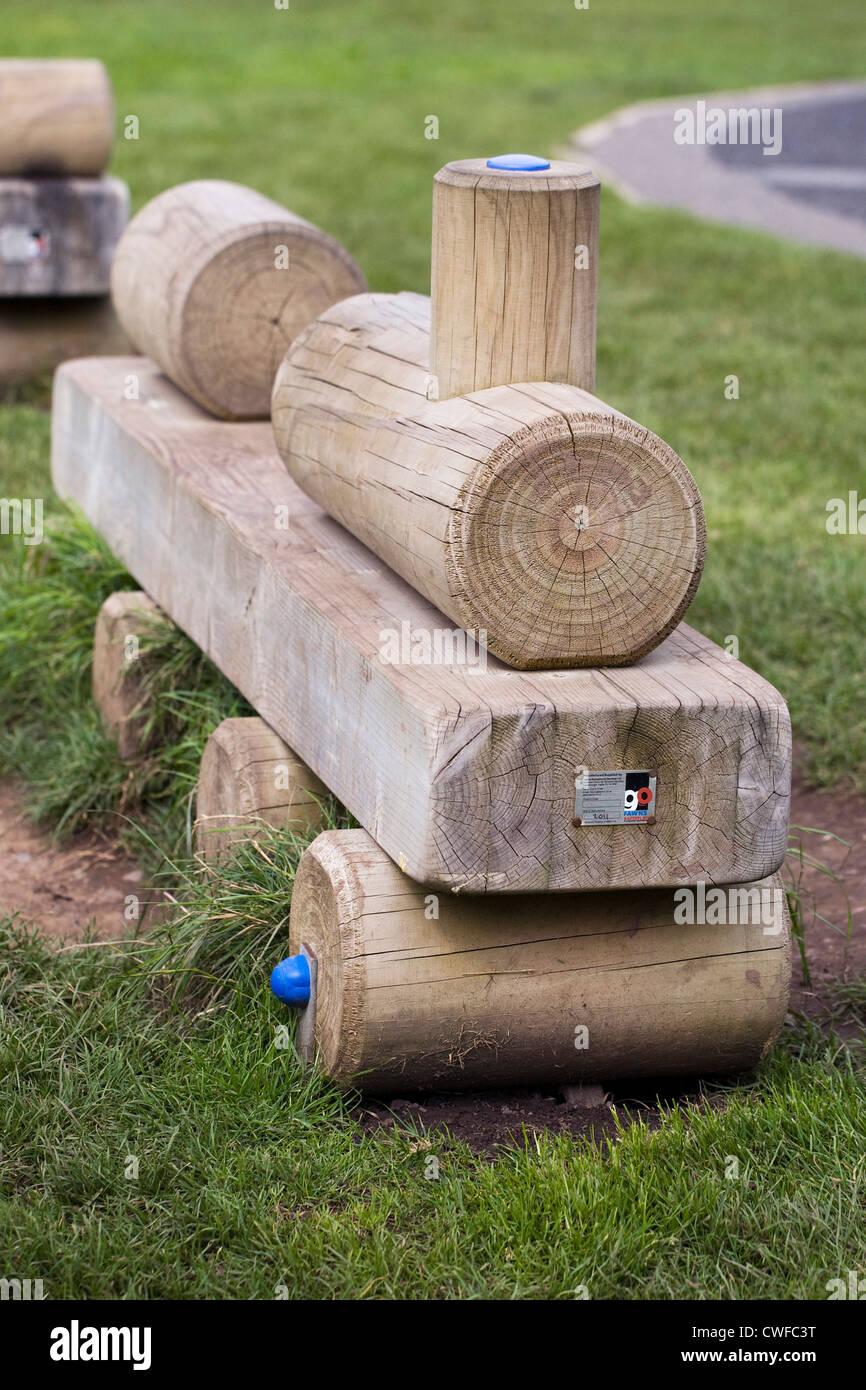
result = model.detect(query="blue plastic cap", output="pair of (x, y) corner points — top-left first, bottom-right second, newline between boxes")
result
(270, 954), (311, 1007)
(486, 153), (551, 171)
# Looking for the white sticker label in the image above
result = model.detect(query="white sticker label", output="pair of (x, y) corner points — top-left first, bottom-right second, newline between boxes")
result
(573, 769), (657, 826)
(0, 225), (48, 265)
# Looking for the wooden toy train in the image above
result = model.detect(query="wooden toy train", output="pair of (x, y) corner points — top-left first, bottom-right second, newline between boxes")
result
(46, 134), (790, 1091)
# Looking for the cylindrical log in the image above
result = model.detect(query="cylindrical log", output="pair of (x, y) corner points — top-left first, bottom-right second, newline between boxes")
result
(272, 291), (705, 669)
(430, 155), (600, 400)
(196, 716), (329, 861)
(92, 590), (164, 760)
(111, 180), (368, 419)
(288, 830), (791, 1093)
(0, 60), (114, 177)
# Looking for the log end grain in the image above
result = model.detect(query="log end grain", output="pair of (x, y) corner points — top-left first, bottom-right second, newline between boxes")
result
(446, 403), (706, 668)
(0, 59), (114, 177)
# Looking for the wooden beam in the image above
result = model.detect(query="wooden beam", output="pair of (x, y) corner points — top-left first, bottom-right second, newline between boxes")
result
(52, 357), (791, 894)
(288, 829), (791, 1092)
(0, 177), (128, 296)
(0, 59), (114, 177)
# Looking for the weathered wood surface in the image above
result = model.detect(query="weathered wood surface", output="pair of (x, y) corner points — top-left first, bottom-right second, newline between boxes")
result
(0, 177), (128, 296)
(92, 591), (164, 760)
(430, 157), (600, 400)
(288, 829), (791, 1091)
(52, 357), (791, 893)
(196, 716), (329, 861)
(0, 60), (114, 177)
(0, 297), (130, 382)
(273, 292), (705, 669)
(110, 180), (367, 419)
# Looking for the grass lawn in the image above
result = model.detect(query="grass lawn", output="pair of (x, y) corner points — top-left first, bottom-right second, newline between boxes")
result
(1, 0), (865, 1300)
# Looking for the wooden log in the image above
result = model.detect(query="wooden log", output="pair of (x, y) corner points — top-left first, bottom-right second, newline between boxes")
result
(430, 156), (600, 400)
(0, 60), (114, 177)
(110, 180), (368, 419)
(52, 357), (791, 893)
(196, 716), (329, 861)
(0, 177), (129, 296)
(272, 291), (705, 669)
(0, 297), (130, 383)
(288, 829), (792, 1092)
(92, 590), (164, 760)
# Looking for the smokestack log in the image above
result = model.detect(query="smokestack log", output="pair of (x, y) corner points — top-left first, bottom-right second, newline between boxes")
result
(272, 292), (705, 669)
(0, 60), (114, 177)
(286, 829), (791, 1093)
(430, 155), (600, 400)
(111, 180), (368, 419)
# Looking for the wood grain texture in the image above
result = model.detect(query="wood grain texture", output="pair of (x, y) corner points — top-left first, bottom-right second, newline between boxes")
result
(52, 357), (791, 893)
(196, 716), (329, 861)
(92, 590), (163, 760)
(272, 292), (705, 669)
(289, 829), (791, 1091)
(430, 157), (600, 400)
(0, 296), (130, 382)
(110, 180), (368, 419)
(0, 177), (128, 296)
(0, 60), (113, 177)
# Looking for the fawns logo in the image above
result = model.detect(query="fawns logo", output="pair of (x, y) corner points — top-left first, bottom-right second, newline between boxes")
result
(50, 1321), (152, 1371)
(623, 772), (654, 820)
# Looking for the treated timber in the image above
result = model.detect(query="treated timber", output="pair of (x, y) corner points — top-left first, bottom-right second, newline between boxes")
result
(110, 180), (368, 419)
(196, 716), (329, 861)
(0, 60), (114, 177)
(52, 356), (791, 894)
(430, 157), (600, 400)
(288, 829), (791, 1092)
(92, 591), (165, 760)
(273, 291), (705, 670)
(0, 176), (129, 296)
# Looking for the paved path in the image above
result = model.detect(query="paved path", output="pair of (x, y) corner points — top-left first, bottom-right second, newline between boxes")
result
(567, 82), (866, 257)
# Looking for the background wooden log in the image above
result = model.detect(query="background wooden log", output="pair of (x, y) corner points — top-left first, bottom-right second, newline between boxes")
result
(196, 716), (329, 861)
(0, 59), (114, 177)
(92, 590), (164, 760)
(0, 297), (130, 383)
(110, 180), (368, 419)
(288, 829), (792, 1092)
(53, 359), (790, 894)
(273, 291), (705, 669)
(430, 156), (600, 400)
(0, 177), (129, 296)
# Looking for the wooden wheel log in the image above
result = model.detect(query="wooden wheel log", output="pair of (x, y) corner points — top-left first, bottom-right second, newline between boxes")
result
(0, 177), (129, 297)
(430, 156), (600, 400)
(196, 716), (329, 861)
(272, 292), (705, 669)
(92, 590), (164, 760)
(0, 60), (114, 177)
(110, 180), (368, 419)
(288, 830), (792, 1093)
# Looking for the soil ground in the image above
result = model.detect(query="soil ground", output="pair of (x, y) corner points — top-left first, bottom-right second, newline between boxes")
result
(2, 754), (863, 1154)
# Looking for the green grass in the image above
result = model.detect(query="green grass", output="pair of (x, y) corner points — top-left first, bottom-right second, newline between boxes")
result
(2, 897), (864, 1301)
(1, 0), (865, 1301)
